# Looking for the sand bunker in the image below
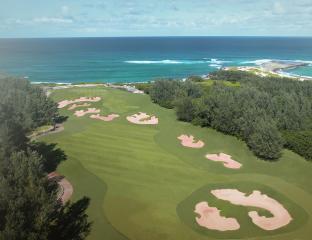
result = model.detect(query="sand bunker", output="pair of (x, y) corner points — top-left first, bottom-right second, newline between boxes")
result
(195, 202), (240, 231)
(205, 153), (242, 169)
(48, 172), (73, 204)
(178, 135), (204, 148)
(90, 113), (120, 122)
(68, 103), (91, 110)
(211, 189), (292, 230)
(74, 108), (100, 117)
(58, 97), (101, 109)
(127, 112), (158, 125)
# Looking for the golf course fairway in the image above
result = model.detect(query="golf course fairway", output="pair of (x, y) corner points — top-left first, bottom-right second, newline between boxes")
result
(41, 86), (312, 240)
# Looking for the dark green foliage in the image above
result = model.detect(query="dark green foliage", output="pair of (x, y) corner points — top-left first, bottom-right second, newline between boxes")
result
(0, 113), (28, 158)
(179, 81), (203, 99)
(187, 75), (205, 82)
(30, 142), (67, 173)
(191, 97), (213, 127)
(0, 77), (58, 130)
(48, 197), (91, 240)
(283, 131), (312, 161)
(0, 151), (91, 240)
(149, 71), (312, 160)
(247, 118), (283, 160)
(149, 80), (182, 108)
(150, 80), (202, 108)
(209, 70), (255, 82)
(0, 77), (91, 239)
(175, 97), (196, 122)
(134, 82), (152, 94)
(0, 151), (59, 240)
(0, 77), (59, 158)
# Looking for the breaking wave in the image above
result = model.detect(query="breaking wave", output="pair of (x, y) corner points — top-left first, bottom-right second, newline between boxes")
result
(125, 60), (205, 64)
(125, 58), (232, 65)
(207, 58), (231, 64)
(209, 64), (222, 69)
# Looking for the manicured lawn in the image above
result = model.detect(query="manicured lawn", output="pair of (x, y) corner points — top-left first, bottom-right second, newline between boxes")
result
(41, 86), (312, 240)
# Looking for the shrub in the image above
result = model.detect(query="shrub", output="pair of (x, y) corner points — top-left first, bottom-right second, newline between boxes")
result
(283, 131), (312, 161)
(149, 80), (181, 108)
(187, 75), (204, 82)
(247, 118), (283, 160)
(175, 97), (196, 122)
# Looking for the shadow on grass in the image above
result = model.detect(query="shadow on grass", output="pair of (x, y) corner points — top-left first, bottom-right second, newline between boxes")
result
(60, 157), (129, 240)
(55, 115), (69, 124)
(30, 142), (67, 173)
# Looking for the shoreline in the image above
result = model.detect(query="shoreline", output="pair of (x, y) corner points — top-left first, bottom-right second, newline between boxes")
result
(223, 61), (312, 81)
(41, 83), (145, 96)
(32, 69), (312, 86)
(28, 60), (312, 85)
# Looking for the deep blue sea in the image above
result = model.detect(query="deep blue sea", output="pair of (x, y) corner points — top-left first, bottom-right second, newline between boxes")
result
(0, 37), (312, 83)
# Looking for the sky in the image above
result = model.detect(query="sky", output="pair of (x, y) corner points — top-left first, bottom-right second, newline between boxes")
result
(0, 0), (311, 37)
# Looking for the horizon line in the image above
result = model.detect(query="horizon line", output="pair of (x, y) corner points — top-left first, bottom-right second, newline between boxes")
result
(1, 35), (312, 39)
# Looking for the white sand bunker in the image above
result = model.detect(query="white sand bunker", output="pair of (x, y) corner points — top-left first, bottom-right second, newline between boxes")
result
(205, 153), (242, 169)
(211, 189), (292, 231)
(127, 112), (159, 125)
(68, 103), (91, 110)
(74, 108), (100, 117)
(90, 113), (120, 122)
(178, 135), (204, 148)
(58, 97), (101, 109)
(195, 202), (240, 231)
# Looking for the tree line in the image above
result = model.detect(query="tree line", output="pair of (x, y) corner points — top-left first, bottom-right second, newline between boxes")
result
(145, 71), (312, 160)
(0, 76), (91, 239)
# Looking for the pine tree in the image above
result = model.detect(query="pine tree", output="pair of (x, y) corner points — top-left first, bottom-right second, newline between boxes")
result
(0, 151), (91, 240)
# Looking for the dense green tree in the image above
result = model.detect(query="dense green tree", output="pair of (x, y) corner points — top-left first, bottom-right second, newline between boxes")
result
(0, 112), (28, 158)
(179, 81), (203, 99)
(0, 77), (92, 239)
(0, 77), (59, 159)
(0, 77), (58, 130)
(149, 80), (181, 108)
(247, 117), (283, 159)
(175, 97), (196, 122)
(192, 97), (214, 127)
(48, 197), (91, 240)
(0, 151), (91, 240)
(149, 70), (312, 160)
(0, 151), (58, 240)
(187, 75), (205, 82)
(283, 131), (312, 161)
(134, 82), (152, 94)
(30, 142), (67, 173)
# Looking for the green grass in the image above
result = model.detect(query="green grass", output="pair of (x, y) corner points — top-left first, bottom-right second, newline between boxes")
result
(178, 182), (308, 239)
(41, 86), (312, 240)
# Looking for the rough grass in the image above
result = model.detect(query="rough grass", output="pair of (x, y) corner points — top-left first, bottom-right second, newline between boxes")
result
(41, 86), (312, 240)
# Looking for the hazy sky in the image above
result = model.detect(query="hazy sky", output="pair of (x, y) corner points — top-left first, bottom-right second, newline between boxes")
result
(0, 0), (311, 37)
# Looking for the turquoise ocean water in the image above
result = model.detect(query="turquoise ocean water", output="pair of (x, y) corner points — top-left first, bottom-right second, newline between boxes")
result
(0, 37), (311, 83)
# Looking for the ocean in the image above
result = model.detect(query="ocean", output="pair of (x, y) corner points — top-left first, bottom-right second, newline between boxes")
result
(0, 37), (312, 83)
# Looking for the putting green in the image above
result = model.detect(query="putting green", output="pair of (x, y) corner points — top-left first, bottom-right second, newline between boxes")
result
(177, 182), (308, 239)
(41, 86), (312, 240)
